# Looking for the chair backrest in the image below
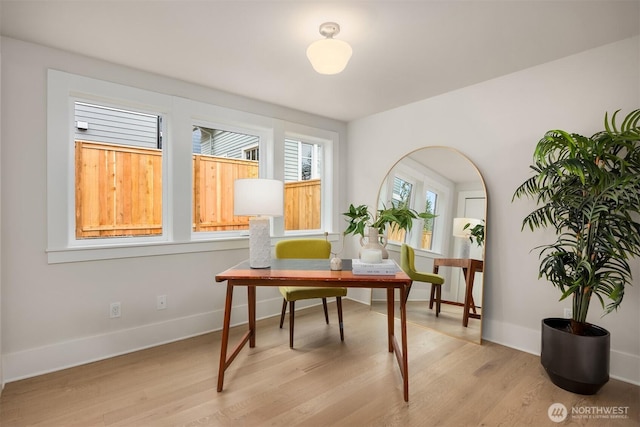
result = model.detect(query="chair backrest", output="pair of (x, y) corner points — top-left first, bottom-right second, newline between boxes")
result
(401, 243), (445, 285)
(400, 244), (417, 276)
(275, 239), (331, 259)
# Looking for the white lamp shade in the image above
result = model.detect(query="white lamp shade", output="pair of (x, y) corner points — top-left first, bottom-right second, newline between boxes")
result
(306, 38), (353, 75)
(452, 218), (481, 238)
(234, 178), (283, 217)
(234, 178), (283, 268)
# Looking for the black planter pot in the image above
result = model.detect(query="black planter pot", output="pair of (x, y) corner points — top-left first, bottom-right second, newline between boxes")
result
(541, 318), (610, 395)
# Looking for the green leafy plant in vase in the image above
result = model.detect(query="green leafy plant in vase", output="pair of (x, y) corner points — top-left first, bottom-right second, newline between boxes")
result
(343, 203), (435, 258)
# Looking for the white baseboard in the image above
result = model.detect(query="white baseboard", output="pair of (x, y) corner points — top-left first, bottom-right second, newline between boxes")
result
(3, 311), (217, 384)
(2, 295), (293, 384)
(482, 317), (640, 386)
(4, 300), (639, 387)
(608, 350), (640, 385)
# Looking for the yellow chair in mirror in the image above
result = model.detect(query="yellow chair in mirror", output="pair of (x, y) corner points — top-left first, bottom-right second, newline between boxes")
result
(400, 244), (445, 315)
(275, 239), (347, 348)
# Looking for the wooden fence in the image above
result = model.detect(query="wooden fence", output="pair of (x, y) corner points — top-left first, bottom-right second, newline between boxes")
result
(283, 179), (321, 230)
(193, 161), (321, 231)
(388, 226), (433, 249)
(75, 141), (163, 238)
(75, 141), (321, 238)
(192, 154), (258, 232)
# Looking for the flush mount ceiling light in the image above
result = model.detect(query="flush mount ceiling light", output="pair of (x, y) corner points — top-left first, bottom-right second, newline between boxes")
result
(306, 22), (352, 75)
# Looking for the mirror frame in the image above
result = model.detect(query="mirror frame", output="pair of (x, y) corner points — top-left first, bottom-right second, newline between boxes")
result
(372, 146), (487, 344)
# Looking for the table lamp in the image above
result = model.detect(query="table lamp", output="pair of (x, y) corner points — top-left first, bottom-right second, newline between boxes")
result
(452, 217), (481, 259)
(234, 178), (284, 268)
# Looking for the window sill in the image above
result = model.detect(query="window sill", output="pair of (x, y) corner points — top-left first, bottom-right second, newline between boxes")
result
(46, 238), (249, 264)
(47, 232), (342, 264)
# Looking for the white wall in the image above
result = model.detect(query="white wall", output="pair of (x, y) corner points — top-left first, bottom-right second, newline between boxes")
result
(347, 37), (640, 384)
(0, 37), (347, 383)
(0, 1), (4, 393)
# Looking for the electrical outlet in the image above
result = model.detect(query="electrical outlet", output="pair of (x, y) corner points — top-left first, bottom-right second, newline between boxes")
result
(564, 308), (572, 318)
(157, 295), (167, 310)
(110, 302), (121, 318)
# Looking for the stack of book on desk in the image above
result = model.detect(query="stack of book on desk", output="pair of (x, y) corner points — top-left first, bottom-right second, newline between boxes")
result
(352, 259), (398, 275)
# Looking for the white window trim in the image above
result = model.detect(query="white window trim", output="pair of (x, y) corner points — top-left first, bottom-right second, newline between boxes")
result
(68, 97), (169, 246)
(48, 70), (174, 258)
(47, 70), (335, 264)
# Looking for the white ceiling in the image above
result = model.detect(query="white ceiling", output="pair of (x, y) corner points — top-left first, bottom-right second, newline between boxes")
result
(1, 1), (638, 122)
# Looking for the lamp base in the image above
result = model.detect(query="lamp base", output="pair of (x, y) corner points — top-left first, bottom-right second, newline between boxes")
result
(248, 217), (271, 268)
(458, 239), (470, 259)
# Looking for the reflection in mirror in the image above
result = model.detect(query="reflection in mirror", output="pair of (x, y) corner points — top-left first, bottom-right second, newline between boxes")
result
(372, 147), (487, 344)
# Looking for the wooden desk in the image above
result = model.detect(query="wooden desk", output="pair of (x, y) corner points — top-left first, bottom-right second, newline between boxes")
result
(433, 258), (484, 327)
(215, 259), (413, 401)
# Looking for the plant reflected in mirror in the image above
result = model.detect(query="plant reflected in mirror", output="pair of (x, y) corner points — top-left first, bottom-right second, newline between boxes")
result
(464, 220), (485, 247)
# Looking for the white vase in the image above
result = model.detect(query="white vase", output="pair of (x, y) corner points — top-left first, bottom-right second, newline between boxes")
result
(359, 228), (389, 259)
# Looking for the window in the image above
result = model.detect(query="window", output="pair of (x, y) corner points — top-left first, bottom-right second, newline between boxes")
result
(418, 179), (450, 254)
(299, 142), (320, 181)
(392, 177), (412, 208)
(380, 167), (449, 253)
(47, 70), (338, 263)
(387, 177), (413, 243)
(192, 125), (260, 233)
(284, 138), (323, 231)
(244, 146), (259, 161)
(74, 102), (164, 239)
(421, 190), (438, 250)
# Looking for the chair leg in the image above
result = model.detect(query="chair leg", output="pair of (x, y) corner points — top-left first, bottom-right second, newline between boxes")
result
(322, 297), (329, 324)
(289, 300), (295, 348)
(336, 297), (344, 341)
(429, 284), (436, 309)
(279, 298), (287, 329)
(435, 285), (442, 317)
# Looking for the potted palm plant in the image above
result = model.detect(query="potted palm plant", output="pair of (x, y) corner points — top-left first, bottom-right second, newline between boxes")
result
(513, 109), (640, 394)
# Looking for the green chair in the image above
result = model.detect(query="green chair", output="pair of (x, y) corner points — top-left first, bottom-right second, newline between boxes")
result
(276, 239), (347, 347)
(400, 244), (445, 315)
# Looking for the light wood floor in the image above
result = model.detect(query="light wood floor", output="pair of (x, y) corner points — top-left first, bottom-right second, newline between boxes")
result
(371, 300), (482, 343)
(1, 300), (638, 426)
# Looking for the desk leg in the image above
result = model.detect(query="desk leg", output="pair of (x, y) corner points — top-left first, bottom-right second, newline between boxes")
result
(388, 286), (409, 402)
(387, 287), (394, 352)
(399, 285), (409, 402)
(462, 267), (473, 327)
(217, 284), (256, 392)
(217, 283), (234, 392)
(248, 285), (256, 347)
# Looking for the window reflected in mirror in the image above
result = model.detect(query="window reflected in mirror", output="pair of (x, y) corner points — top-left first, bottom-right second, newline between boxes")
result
(423, 190), (437, 250)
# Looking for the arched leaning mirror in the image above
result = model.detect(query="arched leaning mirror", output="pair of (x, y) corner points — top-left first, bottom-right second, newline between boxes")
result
(371, 146), (487, 344)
